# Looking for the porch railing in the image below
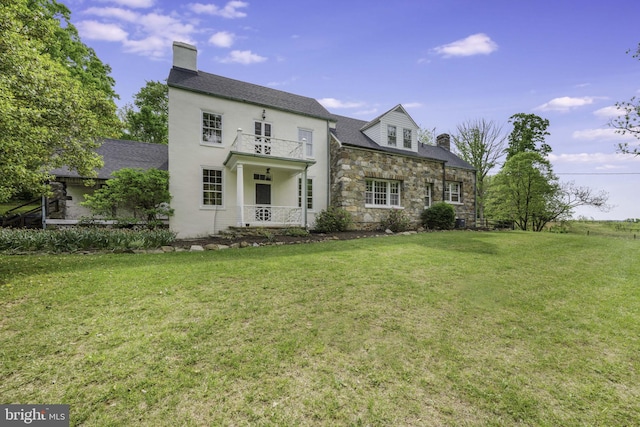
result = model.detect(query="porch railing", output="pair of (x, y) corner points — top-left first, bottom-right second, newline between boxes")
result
(231, 131), (305, 160)
(244, 205), (302, 226)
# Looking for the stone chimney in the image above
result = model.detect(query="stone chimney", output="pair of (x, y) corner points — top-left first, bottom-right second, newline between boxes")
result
(172, 41), (197, 72)
(436, 133), (451, 151)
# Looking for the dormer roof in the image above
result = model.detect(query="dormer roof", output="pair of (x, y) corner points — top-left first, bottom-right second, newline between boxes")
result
(359, 104), (419, 132)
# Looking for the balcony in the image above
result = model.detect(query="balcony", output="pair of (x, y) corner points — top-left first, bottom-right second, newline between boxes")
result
(230, 130), (307, 161)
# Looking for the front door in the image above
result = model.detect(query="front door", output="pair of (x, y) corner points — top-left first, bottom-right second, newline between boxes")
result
(255, 183), (271, 221)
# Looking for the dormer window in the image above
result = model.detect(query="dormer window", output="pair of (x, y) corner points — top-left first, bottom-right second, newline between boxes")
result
(403, 128), (412, 149)
(387, 125), (397, 146)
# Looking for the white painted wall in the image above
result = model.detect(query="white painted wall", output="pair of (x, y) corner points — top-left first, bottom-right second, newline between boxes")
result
(362, 110), (418, 153)
(168, 87), (330, 238)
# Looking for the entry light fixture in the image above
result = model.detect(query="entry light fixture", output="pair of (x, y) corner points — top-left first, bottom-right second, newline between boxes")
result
(265, 168), (271, 180)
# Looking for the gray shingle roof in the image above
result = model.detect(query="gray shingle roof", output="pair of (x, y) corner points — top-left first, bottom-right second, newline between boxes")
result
(50, 138), (168, 180)
(330, 114), (475, 170)
(168, 67), (334, 121)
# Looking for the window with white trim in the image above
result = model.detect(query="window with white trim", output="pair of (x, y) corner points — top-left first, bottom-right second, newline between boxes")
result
(365, 179), (401, 207)
(424, 183), (433, 208)
(202, 112), (222, 145)
(202, 169), (223, 206)
(445, 181), (462, 203)
(299, 129), (313, 158)
(387, 125), (397, 146)
(298, 178), (313, 210)
(403, 128), (412, 149)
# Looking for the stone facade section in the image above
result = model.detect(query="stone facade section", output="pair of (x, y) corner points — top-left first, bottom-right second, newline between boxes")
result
(330, 137), (475, 230)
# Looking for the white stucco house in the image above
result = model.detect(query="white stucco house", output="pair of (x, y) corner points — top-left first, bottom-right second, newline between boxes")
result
(168, 42), (335, 238)
(168, 42), (476, 239)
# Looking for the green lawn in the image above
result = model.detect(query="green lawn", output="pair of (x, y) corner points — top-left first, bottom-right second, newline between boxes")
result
(1, 231), (639, 426)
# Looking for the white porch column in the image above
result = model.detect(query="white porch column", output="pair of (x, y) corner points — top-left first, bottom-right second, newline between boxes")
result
(236, 163), (244, 227)
(301, 167), (308, 228)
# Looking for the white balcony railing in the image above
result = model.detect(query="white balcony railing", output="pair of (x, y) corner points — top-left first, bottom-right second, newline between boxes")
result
(244, 205), (302, 226)
(231, 130), (305, 160)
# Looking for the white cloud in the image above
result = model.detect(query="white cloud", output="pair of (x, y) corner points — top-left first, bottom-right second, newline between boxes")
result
(83, 7), (139, 22)
(317, 98), (365, 109)
(571, 128), (632, 141)
(404, 102), (423, 109)
(97, 0), (155, 8)
(219, 50), (267, 64)
(536, 96), (595, 112)
(593, 105), (621, 118)
(209, 31), (235, 48)
(76, 20), (128, 42)
(189, 1), (248, 18)
(432, 33), (498, 57)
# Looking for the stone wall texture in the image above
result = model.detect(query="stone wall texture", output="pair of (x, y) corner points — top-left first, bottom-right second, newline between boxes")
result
(330, 138), (476, 230)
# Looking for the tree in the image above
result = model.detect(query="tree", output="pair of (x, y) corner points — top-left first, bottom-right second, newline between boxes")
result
(610, 43), (640, 156)
(120, 81), (168, 144)
(81, 168), (172, 225)
(505, 113), (551, 160)
(417, 126), (437, 145)
(0, 0), (120, 202)
(486, 153), (608, 231)
(452, 119), (507, 219)
(486, 152), (558, 231)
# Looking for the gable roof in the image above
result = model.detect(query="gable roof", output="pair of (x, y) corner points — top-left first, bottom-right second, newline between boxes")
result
(359, 104), (419, 132)
(50, 139), (168, 180)
(330, 114), (475, 170)
(168, 67), (334, 121)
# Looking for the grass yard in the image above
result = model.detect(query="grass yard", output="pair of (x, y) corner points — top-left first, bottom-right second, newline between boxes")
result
(1, 231), (639, 425)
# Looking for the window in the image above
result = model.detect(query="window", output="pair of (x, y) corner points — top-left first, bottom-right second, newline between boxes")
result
(202, 169), (223, 206)
(202, 112), (222, 144)
(298, 178), (313, 210)
(365, 179), (401, 207)
(299, 129), (313, 158)
(403, 128), (412, 149)
(445, 181), (462, 203)
(424, 183), (433, 208)
(387, 125), (397, 146)
(254, 121), (272, 155)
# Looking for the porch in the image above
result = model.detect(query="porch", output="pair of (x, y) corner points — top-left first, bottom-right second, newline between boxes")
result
(223, 131), (316, 229)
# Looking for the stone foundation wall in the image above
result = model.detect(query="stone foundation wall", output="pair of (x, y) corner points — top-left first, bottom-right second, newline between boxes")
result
(330, 138), (475, 230)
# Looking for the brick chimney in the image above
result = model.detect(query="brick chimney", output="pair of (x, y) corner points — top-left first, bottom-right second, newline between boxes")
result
(436, 133), (451, 151)
(172, 41), (197, 72)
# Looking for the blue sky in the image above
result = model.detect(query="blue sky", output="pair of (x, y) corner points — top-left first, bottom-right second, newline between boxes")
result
(66, 0), (640, 220)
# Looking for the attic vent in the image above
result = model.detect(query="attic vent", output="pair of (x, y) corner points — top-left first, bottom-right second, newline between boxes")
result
(393, 106), (404, 113)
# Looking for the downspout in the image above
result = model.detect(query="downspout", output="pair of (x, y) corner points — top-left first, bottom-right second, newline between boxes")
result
(442, 161), (447, 201)
(303, 164), (309, 229)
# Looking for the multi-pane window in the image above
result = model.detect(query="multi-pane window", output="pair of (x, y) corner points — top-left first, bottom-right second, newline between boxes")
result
(445, 181), (462, 203)
(387, 125), (397, 146)
(298, 178), (313, 209)
(424, 183), (433, 208)
(365, 179), (401, 207)
(202, 169), (223, 206)
(202, 112), (222, 144)
(403, 128), (412, 149)
(254, 121), (272, 155)
(299, 129), (313, 158)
